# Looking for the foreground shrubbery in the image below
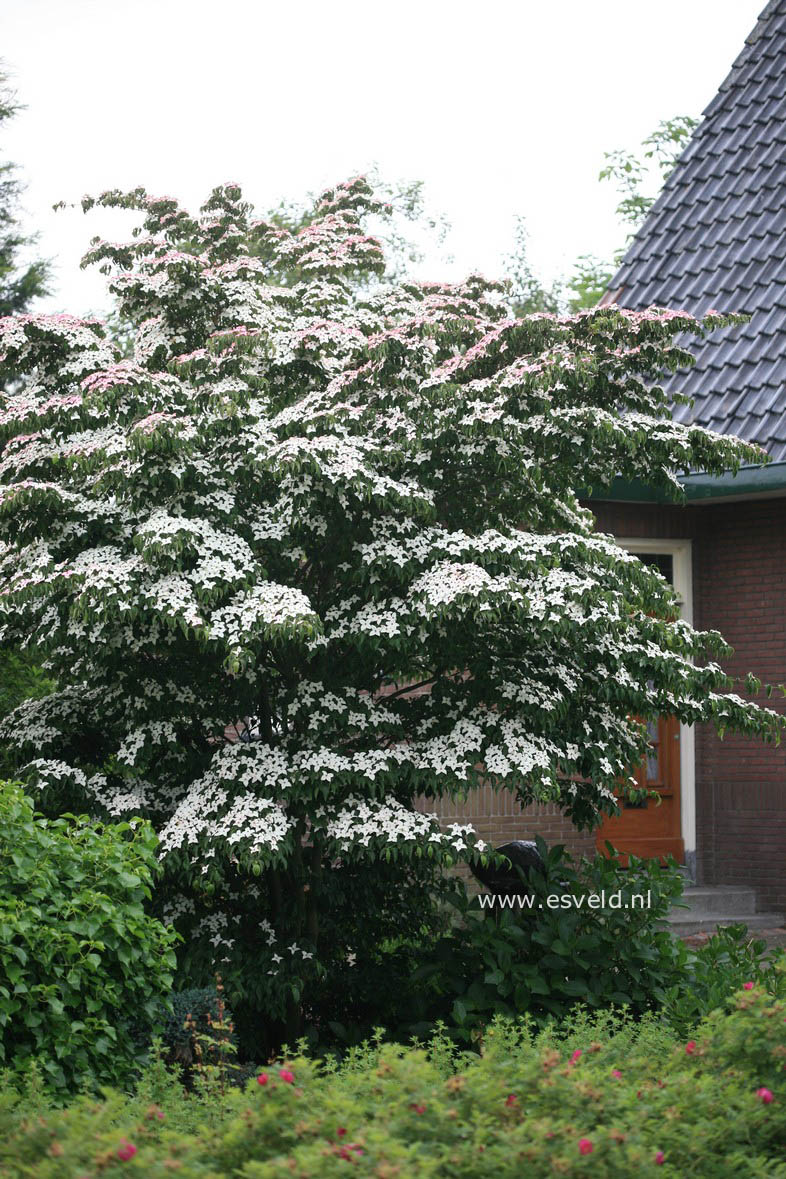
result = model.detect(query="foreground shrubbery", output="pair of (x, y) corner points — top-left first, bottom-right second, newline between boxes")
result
(300, 843), (786, 1049)
(2, 981), (786, 1177)
(411, 843), (687, 1037)
(5, 779), (782, 1094)
(3, 773), (783, 1106)
(0, 783), (178, 1092)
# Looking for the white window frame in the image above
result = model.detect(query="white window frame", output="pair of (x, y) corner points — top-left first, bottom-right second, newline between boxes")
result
(614, 538), (696, 856)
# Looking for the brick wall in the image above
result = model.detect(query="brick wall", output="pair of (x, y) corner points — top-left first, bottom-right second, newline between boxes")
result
(591, 496), (786, 915)
(395, 683), (595, 861)
(418, 788), (595, 860)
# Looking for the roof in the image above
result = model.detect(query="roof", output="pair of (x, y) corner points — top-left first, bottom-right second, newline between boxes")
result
(606, 0), (786, 462)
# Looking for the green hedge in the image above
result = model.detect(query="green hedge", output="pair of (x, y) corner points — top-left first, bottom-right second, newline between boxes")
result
(0, 782), (178, 1092)
(2, 977), (785, 1176)
(402, 841), (786, 1044)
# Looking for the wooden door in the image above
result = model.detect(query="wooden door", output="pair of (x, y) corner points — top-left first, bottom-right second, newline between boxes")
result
(595, 711), (684, 863)
(595, 548), (684, 863)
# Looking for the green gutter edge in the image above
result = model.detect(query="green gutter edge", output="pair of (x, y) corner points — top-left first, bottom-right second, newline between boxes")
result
(584, 461), (786, 504)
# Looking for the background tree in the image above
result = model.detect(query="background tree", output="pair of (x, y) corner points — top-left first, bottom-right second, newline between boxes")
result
(0, 176), (778, 1056)
(502, 216), (563, 315)
(0, 69), (49, 317)
(506, 116), (698, 315)
(0, 67), (52, 728)
(600, 115), (698, 237)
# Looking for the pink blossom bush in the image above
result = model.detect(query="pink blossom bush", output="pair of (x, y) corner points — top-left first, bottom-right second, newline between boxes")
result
(0, 981), (785, 1176)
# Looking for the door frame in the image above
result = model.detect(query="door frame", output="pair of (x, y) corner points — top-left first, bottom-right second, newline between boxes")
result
(613, 538), (696, 864)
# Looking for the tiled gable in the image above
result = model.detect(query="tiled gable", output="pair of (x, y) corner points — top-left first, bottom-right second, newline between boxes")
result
(607, 1), (786, 460)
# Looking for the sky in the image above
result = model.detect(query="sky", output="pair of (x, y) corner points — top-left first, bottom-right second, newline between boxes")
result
(0, 0), (766, 317)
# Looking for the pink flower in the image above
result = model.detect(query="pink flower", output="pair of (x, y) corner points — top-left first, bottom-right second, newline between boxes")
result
(611, 1069), (622, 1079)
(570, 1049), (582, 1064)
(505, 1094), (517, 1107)
(655, 1151), (665, 1165)
(757, 1087), (774, 1104)
(578, 1138), (594, 1155)
(685, 1041), (696, 1055)
(257, 1073), (268, 1086)
(337, 1127), (347, 1137)
(338, 1143), (364, 1159)
(743, 981), (755, 991)
(412, 1103), (426, 1115)
(116, 1141), (137, 1162)
(279, 1068), (295, 1084)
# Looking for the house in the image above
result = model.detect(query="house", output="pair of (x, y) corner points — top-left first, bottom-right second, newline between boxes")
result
(433, 0), (786, 925)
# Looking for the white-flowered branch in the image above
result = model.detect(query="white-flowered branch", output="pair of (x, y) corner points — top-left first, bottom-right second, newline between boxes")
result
(0, 178), (780, 951)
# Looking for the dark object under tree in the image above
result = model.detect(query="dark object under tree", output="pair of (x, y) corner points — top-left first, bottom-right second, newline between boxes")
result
(470, 840), (547, 896)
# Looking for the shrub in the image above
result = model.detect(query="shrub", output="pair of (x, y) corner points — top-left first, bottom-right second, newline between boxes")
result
(1, 978), (786, 1175)
(155, 984), (236, 1071)
(402, 843), (786, 1043)
(663, 922), (786, 1036)
(0, 782), (178, 1092)
(173, 852), (461, 1060)
(407, 841), (689, 1037)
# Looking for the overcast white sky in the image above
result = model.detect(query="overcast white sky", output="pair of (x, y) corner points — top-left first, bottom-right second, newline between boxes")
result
(0, 0), (765, 316)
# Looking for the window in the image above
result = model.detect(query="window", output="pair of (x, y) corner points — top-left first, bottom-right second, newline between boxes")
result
(630, 551), (673, 585)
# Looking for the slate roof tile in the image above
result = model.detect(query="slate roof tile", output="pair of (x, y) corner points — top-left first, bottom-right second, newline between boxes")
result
(609, 0), (786, 460)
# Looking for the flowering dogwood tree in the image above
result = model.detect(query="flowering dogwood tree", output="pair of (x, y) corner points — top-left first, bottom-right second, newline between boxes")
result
(0, 177), (780, 1034)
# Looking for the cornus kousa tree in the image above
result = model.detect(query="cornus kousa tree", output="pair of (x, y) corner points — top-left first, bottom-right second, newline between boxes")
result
(0, 177), (780, 1039)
